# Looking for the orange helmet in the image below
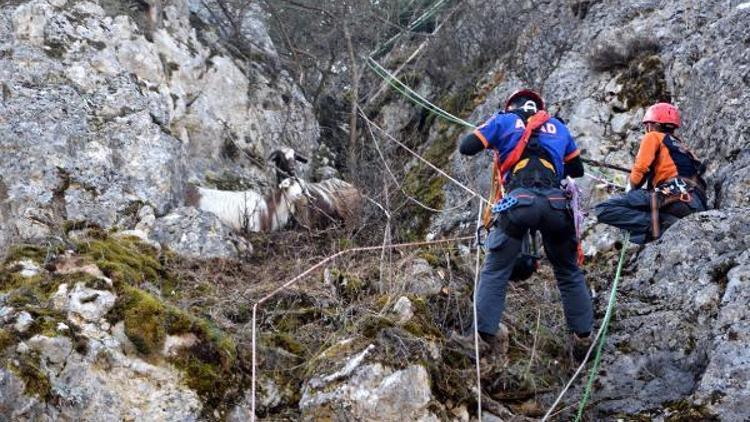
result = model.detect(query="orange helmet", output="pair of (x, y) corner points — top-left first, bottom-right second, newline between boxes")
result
(643, 103), (680, 128)
(504, 89), (545, 112)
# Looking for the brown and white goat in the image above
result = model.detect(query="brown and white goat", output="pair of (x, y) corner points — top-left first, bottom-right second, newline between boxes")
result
(185, 177), (361, 233)
(185, 178), (303, 232)
(289, 178), (362, 230)
(186, 146), (360, 232)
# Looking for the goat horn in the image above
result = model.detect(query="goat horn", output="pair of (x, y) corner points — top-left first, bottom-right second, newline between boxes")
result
(293, 152), (309, 163)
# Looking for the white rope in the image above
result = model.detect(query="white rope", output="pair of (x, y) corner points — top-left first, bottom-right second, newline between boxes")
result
(472, 198), (484, 419)
(366, 118), (475, 212)
(357, 107), (490, 205)
(540, 326), (603, 421)
(584, 171), (626, 190)
(249, 236), (474, 421)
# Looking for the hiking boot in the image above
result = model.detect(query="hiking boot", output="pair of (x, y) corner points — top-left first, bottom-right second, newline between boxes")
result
(448, 325), (509, 360)
(570, 332), (593, 364)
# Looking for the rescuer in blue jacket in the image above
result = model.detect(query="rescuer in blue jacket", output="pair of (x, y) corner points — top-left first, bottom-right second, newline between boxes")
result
(452, 89), (592, 363)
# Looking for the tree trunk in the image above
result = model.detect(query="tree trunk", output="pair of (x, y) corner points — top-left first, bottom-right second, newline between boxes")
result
(343, 22), (360, 175)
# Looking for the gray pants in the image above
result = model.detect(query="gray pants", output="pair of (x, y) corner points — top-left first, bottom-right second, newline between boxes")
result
(595, 189), (706, 244)
(476, 187), (593, 336)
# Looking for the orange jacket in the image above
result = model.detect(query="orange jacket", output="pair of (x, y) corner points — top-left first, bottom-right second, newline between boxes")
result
(629, 131), (679, 188)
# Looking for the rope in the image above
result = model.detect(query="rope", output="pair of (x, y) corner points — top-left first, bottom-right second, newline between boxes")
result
(357, 107), (490, 204)
(366, 118), (475, 212)
(370, 0), (451, 59)
(574, 232), (630, 420)
(250, 236), (474, 421)
(541, 232), (630, 421)
(365, 58), (476, 128)
(472, 198), (484, 419)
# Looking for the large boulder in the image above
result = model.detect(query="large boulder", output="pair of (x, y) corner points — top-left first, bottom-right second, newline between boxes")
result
(299, 343), (437, 421)
(588, 209), (750, 419)
(150, 206), (249, 259)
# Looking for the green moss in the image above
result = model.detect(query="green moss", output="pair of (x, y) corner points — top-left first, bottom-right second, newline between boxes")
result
(170, 326), (239, 410)
(275, 307), (322, 332)
(440, 90), (474, 118)
(5, 244), (50, 264)
(0, 328), (14, 351)
(401, 131), (457, 239)
(5, 284), (47, 308)
(401, 296), (442, 339)
(177, 356), (223, 396)
(63, 220), (95, 233)
(417, 250), (441, 267)
(2, 235), (247, 416)
(77, 236), (162, 285)
(327, 268), (366, 301)
(262, 332), (307, 356)
(116, 285), (168, 355)
(359, 315), (396, 338)
(616, 54), (671, 109)
(10, 354), (52, 400)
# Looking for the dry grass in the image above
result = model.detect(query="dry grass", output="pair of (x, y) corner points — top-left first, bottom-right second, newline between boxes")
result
(588, 36), (661, 72)
(56, 217), (626, 420)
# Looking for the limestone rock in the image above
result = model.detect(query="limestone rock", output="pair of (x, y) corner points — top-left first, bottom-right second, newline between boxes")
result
(0, 0), (318, 254)
(150, 206), (249, 259)
(589, 210), (750, 419)
(52, 282), (116, 325)
(13, 311), (33, 333)
(27, 334), (73, 366)
(392, 296), (414, 323)
(14, 259), (42, 278)
(301, 362), (436, 421)
(397, 258), (443, 296)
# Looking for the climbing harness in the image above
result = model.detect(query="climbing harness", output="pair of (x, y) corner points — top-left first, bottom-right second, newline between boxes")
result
(656, 177), (690, 198)
(361, 9), (636, 419)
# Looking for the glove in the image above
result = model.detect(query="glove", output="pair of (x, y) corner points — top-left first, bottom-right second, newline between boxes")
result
(625, 182), (633, 193)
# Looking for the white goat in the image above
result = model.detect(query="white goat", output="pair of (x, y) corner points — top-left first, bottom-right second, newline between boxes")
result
(186, 146), (360, 233)
(185, 178), (303, 232)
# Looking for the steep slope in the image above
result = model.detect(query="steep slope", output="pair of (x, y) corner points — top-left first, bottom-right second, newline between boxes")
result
(0, 0), (318, 255)
(1, 0), (750, 420)
(362, 0), (750, 419)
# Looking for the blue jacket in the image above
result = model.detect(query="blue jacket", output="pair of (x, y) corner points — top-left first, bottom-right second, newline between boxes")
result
(474, 112), (581, 181)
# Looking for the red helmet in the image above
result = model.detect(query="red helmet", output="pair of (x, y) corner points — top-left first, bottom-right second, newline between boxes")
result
(643, 102), (681, 128)
(504, 89), (545, 112)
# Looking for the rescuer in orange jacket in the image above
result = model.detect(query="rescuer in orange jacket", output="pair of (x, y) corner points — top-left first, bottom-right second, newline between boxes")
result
(595, 103), (707, 244)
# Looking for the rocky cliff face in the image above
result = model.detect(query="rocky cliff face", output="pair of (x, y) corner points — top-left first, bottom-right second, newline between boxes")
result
(0, 0), (318, 256)
(1, 0), (750, 421)
(365, 0), (750, 419)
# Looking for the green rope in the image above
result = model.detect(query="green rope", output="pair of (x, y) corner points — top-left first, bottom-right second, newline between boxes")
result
(370, 0), (451, 58)
(366, 57), (476, 128)
(575, 232), (630, 421)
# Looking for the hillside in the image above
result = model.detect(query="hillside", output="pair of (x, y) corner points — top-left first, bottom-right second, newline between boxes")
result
(1, 0), (749, 420)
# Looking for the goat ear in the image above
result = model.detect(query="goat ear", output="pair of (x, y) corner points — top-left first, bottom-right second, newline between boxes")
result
(268, 151), (281, 162)
(293, 152), (309, 164)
